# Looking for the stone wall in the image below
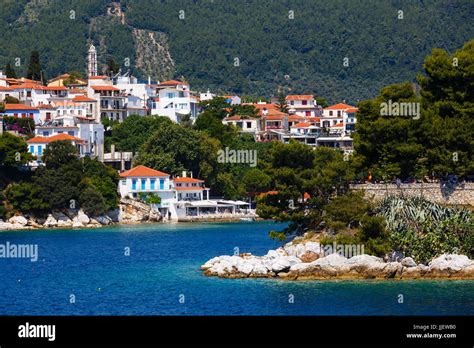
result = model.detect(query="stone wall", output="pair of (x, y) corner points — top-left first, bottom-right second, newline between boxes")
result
(351, 183), (474, 206)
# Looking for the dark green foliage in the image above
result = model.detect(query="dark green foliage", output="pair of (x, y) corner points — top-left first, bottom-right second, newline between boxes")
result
(79, 186), (107, 216)
(5, 182), (51, 216)
(0, 132), (32, 167)
(354, 40), (474, 180)
(4, 96), (19, 104)
(1, 1), (472, 101)
(26, 50), (45, 82)
(105, 115), (171, 152)
(5, 63), (16, 78)
(42, 141), (78, 169)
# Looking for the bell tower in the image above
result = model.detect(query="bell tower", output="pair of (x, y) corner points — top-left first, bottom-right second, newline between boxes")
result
(88, 44), (97, 77)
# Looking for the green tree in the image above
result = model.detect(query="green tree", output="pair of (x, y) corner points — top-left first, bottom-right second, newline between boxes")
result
(5, 182), (51, 216)
(42, 140), (78, 169)
(79, 186), (107, 216)
(0, 133), (32, 167)
(105, 57), (120, 76)
(26, 50), (44, 82)
(242, 168), (271, 198)
(276, 92), (289, 113)
(5, 63), (16, 78)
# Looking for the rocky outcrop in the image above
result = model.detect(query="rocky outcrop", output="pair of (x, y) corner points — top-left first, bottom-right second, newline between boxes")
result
(201, 239), (474, 280)
(119, 197), (161, 223)
(0, 198), (162, 231)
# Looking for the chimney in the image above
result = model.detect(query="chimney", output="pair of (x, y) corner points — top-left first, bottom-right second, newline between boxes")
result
(190, 171), (193, 178)
(111, 144), (115, 159)
(182, 171), (187, 178)
(148, 76), (151, 85)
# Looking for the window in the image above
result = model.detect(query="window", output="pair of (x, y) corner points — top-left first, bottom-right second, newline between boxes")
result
(27, 91), (31, 98)
(132, 179), (137, 190)
(42, 131), (49, 136)
(29, 113), (34, 118)
(159, 179), (165, 190)
(305, 111), (311, 116)
(150, 179), (156, 190)
(246, 122), (252, 128)
(167, 93), (175, 98)
(337, 111), (341, 116)
(302, 100), (307, 105)
(121, 180), (126, 185)
(29, 145), (34, 153)
(22, 113), (26, 118)
(141, 179), (146, 190)
(68, 131), (74, 136)
(38, 145), (43, 155)
(329, 111), (333, 116)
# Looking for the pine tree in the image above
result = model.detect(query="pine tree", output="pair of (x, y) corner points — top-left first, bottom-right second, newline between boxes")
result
(276, 92), (288, 113)
(26, 50), (43, 81)
(5, 63), (17, 78)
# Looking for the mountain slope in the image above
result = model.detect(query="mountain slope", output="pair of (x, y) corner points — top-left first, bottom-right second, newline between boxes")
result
(0, 0), (473, 102)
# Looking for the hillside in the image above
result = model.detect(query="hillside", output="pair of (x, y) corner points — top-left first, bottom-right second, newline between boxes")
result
(0, 0), (473, 102)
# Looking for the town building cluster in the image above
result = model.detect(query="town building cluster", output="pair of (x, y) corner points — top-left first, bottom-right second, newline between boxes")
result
(0, 45), (358, 220)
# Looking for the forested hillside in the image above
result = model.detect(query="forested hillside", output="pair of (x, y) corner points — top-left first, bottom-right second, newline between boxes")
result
(1, 0), (473, 102)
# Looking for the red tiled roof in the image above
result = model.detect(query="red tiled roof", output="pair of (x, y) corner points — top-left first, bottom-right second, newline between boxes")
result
(332, 122), (344, 127)
(292, 122), (311, 128)
(286, 95), (314, 101)
(27, 133), (84, 144)
(120, 165), (170, 177)
(88, 75), (108, 80)
(4, 104), (38, 110)
(37, 104), (56, 109)
(91, 86), (119, 91)
(174, 187), (204, 191)
(265, 115), (285, 120)
(345, 107), (359, 113)
(10, 83), (44, 90)
(324, 103), (355, 110)
(173, 177), (204, 183)
(42, 86), (68, 91)
(72, 95), (96, 102)
(0, 86), (11, 91)
(157, 80), (189, 86)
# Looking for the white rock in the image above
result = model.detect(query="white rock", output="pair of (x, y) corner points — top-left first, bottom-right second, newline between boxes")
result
(237, 262), (254, 275)
(304, 242), (322, 254)
(266, 250), (279, 258)
(43, 214), (58, 227)
(429, 254), (472, 271)
(271, 257), (291, 273)
(315, 253), (349, 267)
(72, 221), (84, 228)
(76, 209), (90, 224)
(251, 262), (269, 275)
(401, 257), (417, 268)
(8, 215), (28, 226)
(347, 254), (384, 266)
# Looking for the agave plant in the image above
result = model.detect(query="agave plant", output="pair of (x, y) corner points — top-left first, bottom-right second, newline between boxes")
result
(374, 196), (473, 262)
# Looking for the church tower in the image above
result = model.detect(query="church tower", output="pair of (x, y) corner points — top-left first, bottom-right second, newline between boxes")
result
(88, 44), (97, 77)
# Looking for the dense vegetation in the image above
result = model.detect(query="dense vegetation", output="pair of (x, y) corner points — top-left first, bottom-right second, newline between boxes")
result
(0, 137), (119, 219)
(1, 1), (473, 102)
(354, 40), (474, 180)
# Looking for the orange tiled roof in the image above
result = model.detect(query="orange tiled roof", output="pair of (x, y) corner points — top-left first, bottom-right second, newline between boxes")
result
(88, 75), (108, 80)
(120, 165), (169, 177)
(4, 104), (38, 110)
(345, 107), (359, 113)
(72, 95), (96, 102)
(173, 177), (204, 183)
(27, 133), (84, 144)
(157, 80), (189, 86)
(91, 86), (119, 91)
(292, 122), (311, 128)
(332, 122), (344, 127)
(324, 103), (355, 110)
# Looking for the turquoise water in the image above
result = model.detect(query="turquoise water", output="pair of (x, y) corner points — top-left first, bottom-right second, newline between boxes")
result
(0, 221), (472, 315)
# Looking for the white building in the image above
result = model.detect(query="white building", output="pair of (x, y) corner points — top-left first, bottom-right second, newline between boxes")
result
(119, 165), (251, 220)
(222, 115), (260, 135)
(148, 80), (199, 123)
(321, 103), (358, 133)
(286, 95), (321, 117)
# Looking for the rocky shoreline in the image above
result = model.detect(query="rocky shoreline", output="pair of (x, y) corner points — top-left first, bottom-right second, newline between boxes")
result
(201, 238), (474, 280)
(0, 198), (161, 231)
